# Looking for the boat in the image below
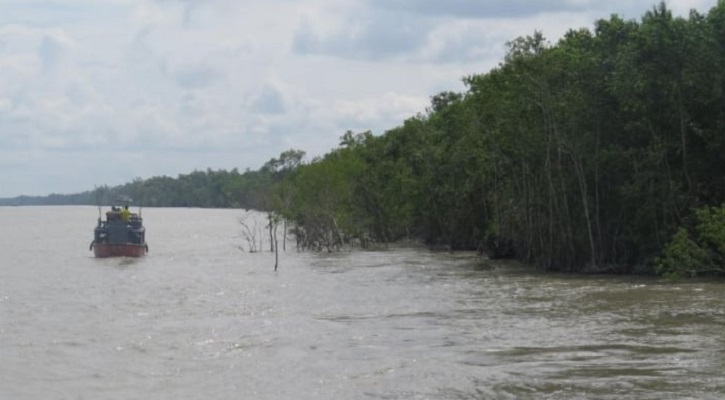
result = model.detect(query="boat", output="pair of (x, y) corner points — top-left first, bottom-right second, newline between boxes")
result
(90, 197), (148, 258)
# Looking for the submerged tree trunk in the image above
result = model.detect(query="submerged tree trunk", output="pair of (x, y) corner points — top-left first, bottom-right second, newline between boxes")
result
(273, 222), (279, 271)
(268, 213), (274, 253)
(283, 219), (287, 251)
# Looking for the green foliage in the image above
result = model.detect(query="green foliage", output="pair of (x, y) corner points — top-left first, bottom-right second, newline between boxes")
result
(273, 1), (724, 278)
(696, 205), (725, 255)
(656, 228), (712, 278)
(656, 204), (725, 278)
(280, 143), (364, 250)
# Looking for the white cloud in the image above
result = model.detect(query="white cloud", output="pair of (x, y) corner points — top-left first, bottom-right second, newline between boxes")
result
(0, 0), (719, 197)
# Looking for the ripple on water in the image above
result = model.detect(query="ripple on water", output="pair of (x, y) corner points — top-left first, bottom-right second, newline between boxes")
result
(1, 207), (724, 400)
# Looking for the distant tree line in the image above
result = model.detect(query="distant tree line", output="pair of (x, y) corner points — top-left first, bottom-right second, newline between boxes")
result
(0, 163), (288, 210)
(0, 192), (96, 206)
(0, 154), (303, 211)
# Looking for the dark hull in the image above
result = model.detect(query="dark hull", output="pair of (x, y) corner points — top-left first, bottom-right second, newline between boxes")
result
(93, 243), (147, 258)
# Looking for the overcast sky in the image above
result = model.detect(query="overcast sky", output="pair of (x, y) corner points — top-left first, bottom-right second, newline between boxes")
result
(0, 0), (716, 197)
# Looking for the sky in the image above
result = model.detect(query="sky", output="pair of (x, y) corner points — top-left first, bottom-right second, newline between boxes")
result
(0, 0), (717, 197)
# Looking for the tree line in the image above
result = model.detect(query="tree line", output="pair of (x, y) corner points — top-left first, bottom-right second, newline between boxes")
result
(269, 2), (724, 277)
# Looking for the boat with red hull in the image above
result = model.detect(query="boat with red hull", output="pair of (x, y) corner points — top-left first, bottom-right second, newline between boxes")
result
(92, 243), (147, 258)
(90, 198), (148, 258)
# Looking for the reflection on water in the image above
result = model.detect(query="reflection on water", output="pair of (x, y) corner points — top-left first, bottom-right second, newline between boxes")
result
(115, 257), (144, 269)
(0, 206), (723, 400)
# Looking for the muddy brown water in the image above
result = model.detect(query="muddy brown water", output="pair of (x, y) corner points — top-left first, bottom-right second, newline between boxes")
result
(1, 206), (723, 399)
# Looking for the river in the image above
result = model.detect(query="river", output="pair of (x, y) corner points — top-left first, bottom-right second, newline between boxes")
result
(1, 206), (723, 399)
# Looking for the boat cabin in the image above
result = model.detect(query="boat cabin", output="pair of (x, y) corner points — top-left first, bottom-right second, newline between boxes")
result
(91, 197), (147, 257)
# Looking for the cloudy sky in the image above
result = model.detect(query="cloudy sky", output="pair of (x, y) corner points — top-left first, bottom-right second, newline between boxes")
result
(0, 0), (716, 197)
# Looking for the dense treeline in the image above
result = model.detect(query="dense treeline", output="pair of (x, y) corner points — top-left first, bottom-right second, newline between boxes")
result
(272, 2), (724, 277)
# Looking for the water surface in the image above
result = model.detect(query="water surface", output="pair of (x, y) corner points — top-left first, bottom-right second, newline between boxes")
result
(1, 206), (723, 399)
